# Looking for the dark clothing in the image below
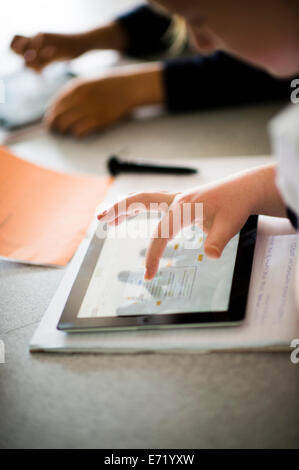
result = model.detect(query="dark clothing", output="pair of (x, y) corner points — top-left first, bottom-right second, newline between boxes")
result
(117, 5), (297, 225)
(118, 5), (291, 112)
(118, 5), (172, 57)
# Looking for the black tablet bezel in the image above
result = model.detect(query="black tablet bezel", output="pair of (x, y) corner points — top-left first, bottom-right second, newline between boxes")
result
(57, 216), (258, 332)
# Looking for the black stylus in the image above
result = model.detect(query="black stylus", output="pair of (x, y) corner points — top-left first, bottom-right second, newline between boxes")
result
(107, 155), (198, 176)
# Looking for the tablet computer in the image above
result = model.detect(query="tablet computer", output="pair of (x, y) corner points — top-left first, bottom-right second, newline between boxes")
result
(57, 215), (257, 332)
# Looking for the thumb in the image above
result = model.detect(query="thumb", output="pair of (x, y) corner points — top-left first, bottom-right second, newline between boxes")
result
(204, 212), (245, 258)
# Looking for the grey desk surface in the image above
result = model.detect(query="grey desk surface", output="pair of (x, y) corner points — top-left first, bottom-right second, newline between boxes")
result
(1, 101), (299, 449)
(0, 0), (299, 450)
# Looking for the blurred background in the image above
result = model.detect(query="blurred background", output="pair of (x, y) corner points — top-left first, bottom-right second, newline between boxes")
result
(0, 0), (286, 164)
(0, 0), (141, 76)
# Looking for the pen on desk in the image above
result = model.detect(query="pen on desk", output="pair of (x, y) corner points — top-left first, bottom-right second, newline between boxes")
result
(107, 155), (198, 176)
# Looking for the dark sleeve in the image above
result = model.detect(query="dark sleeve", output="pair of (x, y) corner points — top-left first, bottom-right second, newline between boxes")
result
(117, 5), (172, 57)
(287, 208), (298, 230)
(163, 52), (292, 112)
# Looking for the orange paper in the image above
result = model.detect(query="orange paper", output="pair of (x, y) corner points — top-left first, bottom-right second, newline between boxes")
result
(0, 147), (112, 266)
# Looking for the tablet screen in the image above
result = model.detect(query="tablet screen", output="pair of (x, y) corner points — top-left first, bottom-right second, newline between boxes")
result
(77, 217), (240, 319)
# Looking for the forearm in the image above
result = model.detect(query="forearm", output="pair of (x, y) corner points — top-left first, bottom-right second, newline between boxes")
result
(123, 62), (165, 108)
(76, 3), (172, 56)
(100, 62), (165, 109)
(76, 21), (128, 54)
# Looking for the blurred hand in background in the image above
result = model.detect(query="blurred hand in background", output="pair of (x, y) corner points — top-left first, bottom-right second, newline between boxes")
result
(10, 21), (164, 137)
(45, 65), (163, 138)
(10, 32), (86, 72)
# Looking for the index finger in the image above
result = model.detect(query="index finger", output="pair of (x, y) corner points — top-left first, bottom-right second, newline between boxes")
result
(144, 203), (182, 280)
(97, 192), (175, 224)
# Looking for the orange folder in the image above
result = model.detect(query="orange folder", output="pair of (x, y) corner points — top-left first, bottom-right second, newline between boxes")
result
(0, 146), (113, 265)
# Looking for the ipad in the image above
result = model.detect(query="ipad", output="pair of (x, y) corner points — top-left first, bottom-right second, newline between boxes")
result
(58, 215), (257, 332)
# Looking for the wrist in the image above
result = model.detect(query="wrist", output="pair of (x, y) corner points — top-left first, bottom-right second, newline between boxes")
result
(248, 164), (287, 217)
(123, 63), (165, 109)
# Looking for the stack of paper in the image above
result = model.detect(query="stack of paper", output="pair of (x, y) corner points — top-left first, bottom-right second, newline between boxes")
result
(30, 215), (299, 353)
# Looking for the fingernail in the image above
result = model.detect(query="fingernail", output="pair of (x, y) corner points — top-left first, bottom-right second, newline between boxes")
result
(207, 245), (221, 258)
(144, 268), (150, 280)
(97, 211), (107, 220)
